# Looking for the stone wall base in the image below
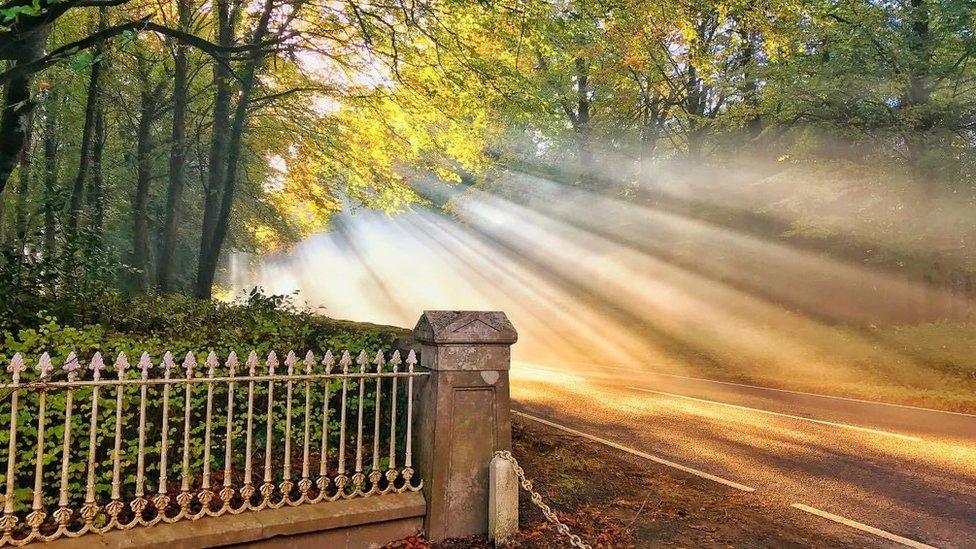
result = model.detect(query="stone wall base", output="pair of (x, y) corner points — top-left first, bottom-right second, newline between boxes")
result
(48, 492), (425, 549)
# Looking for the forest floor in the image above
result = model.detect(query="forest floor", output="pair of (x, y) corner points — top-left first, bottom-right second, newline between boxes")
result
(385, 419), (866, 548)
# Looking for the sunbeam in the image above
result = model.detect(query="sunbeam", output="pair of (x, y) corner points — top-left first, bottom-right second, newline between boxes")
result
(226, 164), (976, 411)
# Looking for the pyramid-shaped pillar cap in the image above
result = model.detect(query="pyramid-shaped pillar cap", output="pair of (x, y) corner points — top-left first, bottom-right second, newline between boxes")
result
(414, 311), (518, 345)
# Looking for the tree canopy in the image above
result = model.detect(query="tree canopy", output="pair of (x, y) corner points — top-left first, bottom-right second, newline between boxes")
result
(0, 0), (974, 305)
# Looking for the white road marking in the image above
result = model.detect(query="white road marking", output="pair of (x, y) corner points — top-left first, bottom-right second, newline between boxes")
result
(512, 410), (756, 492)
(639, 371), (976, 418)
(791, 504), (939, 549)
(517, 361), (976, 418)
(626, 386), (923, 442)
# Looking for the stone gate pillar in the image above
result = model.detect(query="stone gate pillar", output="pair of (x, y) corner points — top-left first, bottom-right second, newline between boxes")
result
(412, 310), (517, 541)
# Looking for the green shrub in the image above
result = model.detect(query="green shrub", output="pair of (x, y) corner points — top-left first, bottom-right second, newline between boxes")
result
(0, 288), (408, 367)
(0, 289), (413, 516)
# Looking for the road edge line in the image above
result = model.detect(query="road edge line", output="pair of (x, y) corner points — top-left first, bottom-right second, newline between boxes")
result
(512, 410), (756, 493)
(626, 386), (923, 442)
(791, 503), (938, 549)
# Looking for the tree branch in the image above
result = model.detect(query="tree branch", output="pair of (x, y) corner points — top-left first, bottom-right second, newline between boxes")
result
(0, 16), (279, 86)
(0, 17), (152, 85)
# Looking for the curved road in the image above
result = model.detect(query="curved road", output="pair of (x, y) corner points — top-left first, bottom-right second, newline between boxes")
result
(511, 362), (976, 548)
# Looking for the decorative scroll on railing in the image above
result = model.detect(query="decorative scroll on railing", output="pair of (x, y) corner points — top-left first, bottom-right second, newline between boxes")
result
(0, 348), (424, 546)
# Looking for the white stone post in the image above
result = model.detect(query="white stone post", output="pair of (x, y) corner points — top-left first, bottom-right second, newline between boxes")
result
(488, 455), (519, 546)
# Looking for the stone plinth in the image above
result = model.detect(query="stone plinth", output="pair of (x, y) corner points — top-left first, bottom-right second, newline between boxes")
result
(412, 311), (517, 541)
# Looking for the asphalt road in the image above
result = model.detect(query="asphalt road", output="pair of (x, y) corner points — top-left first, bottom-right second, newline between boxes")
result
(510, 361), (976, 548)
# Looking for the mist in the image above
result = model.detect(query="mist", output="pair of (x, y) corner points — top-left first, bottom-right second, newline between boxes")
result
(225, 153), (976, 410)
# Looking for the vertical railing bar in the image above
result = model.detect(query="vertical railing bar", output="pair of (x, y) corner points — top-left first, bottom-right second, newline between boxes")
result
(221, 352), (239, 505)
(282, 352), (296, 498)
(55, 354), (81, 527)
(82, 352), (106, 527)
(27, 353), (52, 531)
(387, 351), (400, 474)
(370, 351), (384, 492)
(405, 350), (416, 471)
(178, 353), (196, 513)
(353, 351), (367, 492)
(336, 351), (351, 492)
(201, 352), (218, 505)
(300, 352), (314, 499)
(261, 352), (278, 504)
(1, 354), (24, 534)
(155, 352), (175, 514)
(243, 352), (257, 502)
(132, 353), (152, 518)
(107, 353), (129, 521)
(2, 353), (23, 534)
(317, 351), (335, 493)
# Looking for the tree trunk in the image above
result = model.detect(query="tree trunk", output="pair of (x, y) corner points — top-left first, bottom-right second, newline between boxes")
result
(12, 112), (33, 249)
(85, 107), (106, 254)
(131, 85), (156, 293)
(41, 99), (58, 259)
(157, 0), (192, 292)
(66, 8), (108, 245)
(0, 185), (5, 246)
(194, 0), (236, 298)
(903, 0), (934, 190)
(0, 31), (45, 195)
(0, 76), (28, 196)
(738, 29), (762, 140)
(195, 0), (275, 299)
(573, 58), (593, 189)
(684, 62), (706, 159)
(637, 85), (667, 172)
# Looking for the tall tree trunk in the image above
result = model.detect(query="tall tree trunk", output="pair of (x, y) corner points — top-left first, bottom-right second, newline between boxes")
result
(0, 74), (27, 198)
(66, 8), (107, 245)
(558, 57), (593, 189)
(157, 0), (192, 292)
(738, 29), (762, 140)
(682, 17), (719, 160)
(194, 0), (236, 298)
(573, 58), (593, 188)
(684, 63), (706, 159)
(195, 0), (275, 299)
(638, 85), (666, 167)
(903, 0), (934, 190)
(85, 108), (106, 254)
(12, 112), (33, 248)
(41, 98), (58, 259)
(0, 31), (45, 196)
(0, 176), (6, 245)
(131, 85), (156, 293)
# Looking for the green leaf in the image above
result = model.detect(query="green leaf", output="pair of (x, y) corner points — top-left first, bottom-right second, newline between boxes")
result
(70, 52), (94, 71)
(1, 5), (39, 23)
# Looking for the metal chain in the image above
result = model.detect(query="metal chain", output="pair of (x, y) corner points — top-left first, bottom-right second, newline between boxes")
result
(494, 450), (592, 549)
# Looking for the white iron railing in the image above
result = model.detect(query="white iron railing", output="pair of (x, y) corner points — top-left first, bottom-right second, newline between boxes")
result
(0, 348), (424, 546)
